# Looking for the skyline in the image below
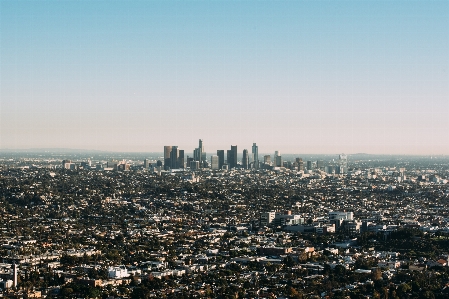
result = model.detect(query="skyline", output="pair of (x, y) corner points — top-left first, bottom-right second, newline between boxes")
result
(1, 1), (448, 155)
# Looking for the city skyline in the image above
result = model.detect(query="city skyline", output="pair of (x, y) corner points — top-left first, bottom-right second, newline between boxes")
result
(1, 1), (448, 155)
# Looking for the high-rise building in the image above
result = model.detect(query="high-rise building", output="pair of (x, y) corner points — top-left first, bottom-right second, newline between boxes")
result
(275, 155), (283, 167)
(193, 139), (205, 169)
(227, 145), (238, 169)
(190, 161), (199, 170)
(274, 151), (281, 167)
(170, 146), (179, 169)
(317, 160), (324, 170)
(264, 155), (271, 165)
(335, 165), (342, 174)
(186, 156), (194, 168)
(211, 155), (219, 170)
(217, 150), (225, 169)
(307, 161), (312, 170)
(297, 158), (304, 171)
(231, 145), (237, 168)
(339, 154), (348, 173)
(252, 143), (259, 169)
(144, 159), (150, 169)
(198, 139), (204, 168)
(194, 148), (200, 162)
(201, 152), (207, 168)
(242, 149), (249, 169)
(274, 151), (280, 159)
(178, 150), (185, 169)
(164, 146), (172, 170)
(227, 150), (232, 168)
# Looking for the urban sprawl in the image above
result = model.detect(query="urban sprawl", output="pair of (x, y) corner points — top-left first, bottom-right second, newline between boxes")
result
(1, 141), (449, 299)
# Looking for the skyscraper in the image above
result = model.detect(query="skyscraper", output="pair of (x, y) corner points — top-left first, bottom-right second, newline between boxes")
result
(178, 150), (185, 169)
(190, 160), (199, 170)
(231, 145), (237, 168)
(217, 150), (225, 169)
(275, 155), (283, 167)
(227, 150), (232, 168)
(164, 146), (172, 170)
(194, 139), (205, 168)
(296, 158), (304, 171)
(274, 151), (282, 167)
(339, 154), (348, 173)
(194, 148), (200, 162)
(170, 146), (179, 169)
(242, 149), (249, 169)
(252, 143), (259, 169)
(264, 155), (271, 165)
(227, 145), (238, 169)
(201, 152), (207, 168)
(307, 161), (312, 170)
(211, 155), (219, 170)
(186, 156), (194, 168)
(198, 139), (203, 168)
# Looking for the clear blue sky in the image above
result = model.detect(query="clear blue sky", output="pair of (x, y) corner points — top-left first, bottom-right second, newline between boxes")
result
(1, 0), (448, 155)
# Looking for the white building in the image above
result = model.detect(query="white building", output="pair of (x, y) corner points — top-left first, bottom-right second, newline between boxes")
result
(108, 266), (128, 279)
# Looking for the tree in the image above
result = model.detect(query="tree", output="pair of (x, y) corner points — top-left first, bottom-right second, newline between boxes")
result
(60, 287), (74, 298)
(131, 287), (151, 299)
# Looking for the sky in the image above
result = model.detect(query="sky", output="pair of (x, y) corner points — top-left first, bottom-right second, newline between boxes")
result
(1, 0), (448, 155)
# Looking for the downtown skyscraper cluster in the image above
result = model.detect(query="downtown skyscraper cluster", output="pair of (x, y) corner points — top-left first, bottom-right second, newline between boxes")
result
(163, 140), (260, 171)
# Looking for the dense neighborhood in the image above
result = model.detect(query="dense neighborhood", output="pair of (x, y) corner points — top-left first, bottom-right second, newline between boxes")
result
(1, 152), (449, 298)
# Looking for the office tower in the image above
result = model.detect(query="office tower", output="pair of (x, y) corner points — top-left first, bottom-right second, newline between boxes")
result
(307, 161), (312, 170)
(231, 145), (237, 168)
(190, 161), (199, 170)
(274, 151), (280, 159)
(198, 139), (203, 168)
(317, 160), (324, 170)
(170, 146), (179, 169)
(201, 152), (207, 168)
(144, 159), (150, 169)
(194, 148), (200, 162)
(178, 150), (185, 169)
(252, 143), (259, 169)
(275, 155), (283, 167)
(297, 158), (304, 171)
(335, 165), (341, 174)
(264, 155), (271, 165)
(186, 156), (194, 168)
(242, 149), (249, 169)
(339, 154), (348, 173)
(211, 155), (219, 170)
(156, 160), (163, 167)
(164, 146), (172, 170)
(227, 150), (232, 168)
(226, 145), (237, 169)
(217, 150), (225, 169)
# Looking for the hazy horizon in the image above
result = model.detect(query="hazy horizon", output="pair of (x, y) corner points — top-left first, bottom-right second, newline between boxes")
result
(1, 1), (448, 155)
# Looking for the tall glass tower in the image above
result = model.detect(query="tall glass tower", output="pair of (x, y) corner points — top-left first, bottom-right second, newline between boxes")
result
(252, 143), (259, 169)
